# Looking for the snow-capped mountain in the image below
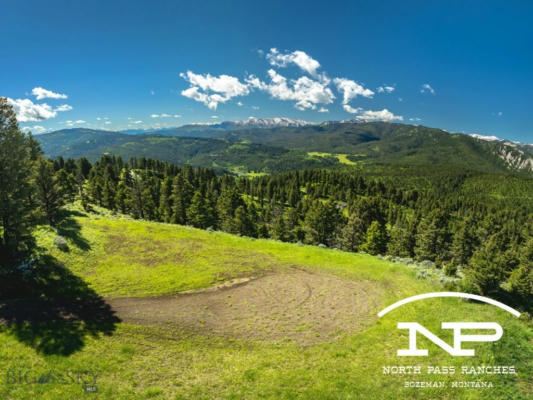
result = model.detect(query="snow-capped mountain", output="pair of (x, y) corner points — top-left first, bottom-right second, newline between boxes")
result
(220, 117), (316, 129)
(469, 133), (502, 142)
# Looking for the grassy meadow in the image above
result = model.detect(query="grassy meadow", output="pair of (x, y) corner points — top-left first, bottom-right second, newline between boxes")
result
(0, 206), (531, 399)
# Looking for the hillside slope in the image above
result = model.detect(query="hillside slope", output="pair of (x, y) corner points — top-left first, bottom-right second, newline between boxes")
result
(0, 207), (531, 399)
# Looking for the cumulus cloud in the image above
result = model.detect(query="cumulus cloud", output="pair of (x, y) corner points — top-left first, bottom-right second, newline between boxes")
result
(333, 78), (374, 105)
(174, 114), (181, 118)
(377, 85), (395, 93)
(5, 97), (72, 122)
(354, 109), (403, 122)
(266, 48), (321, 77)
(409, 117), (421, 122)
(32, 87), (67, 100)
(318, 107), (329, 113)
(180, 71), (250, 110)
(21, 125), (46, 134)
(247, 69), (335, 111)
(237, 101), (243, 106)
(343, 104), (362, 114)
(7, 98), (57, 122)
(133, 120), (143, 124)
(420, 83), (435, 94)
(104, 121), (112, 125)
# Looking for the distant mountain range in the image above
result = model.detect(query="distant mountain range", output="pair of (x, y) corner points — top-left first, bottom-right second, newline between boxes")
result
(35, 119), (533, 175)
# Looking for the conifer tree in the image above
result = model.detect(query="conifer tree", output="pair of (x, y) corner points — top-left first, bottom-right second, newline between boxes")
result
(0, 98), (36, 265)
(340, 214), (365, 252)
(361, 221), (387, 255)
(34, 158), (65, 225)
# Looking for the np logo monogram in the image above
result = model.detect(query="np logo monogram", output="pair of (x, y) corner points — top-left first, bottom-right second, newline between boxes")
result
(378, 292), (521, 357)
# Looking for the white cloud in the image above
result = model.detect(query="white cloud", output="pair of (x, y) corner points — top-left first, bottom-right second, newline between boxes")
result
(251, 105), (260, 110)
(266, 48), (321, 77)
(377, 85), (395, 93)
(343, 104), (363, 114)
(65, 119), (86, 127)
(104, 121), (112, 125)
(150, 114), (159, 118)
(318, 107), (329, 113)
(342, 105), (402, 121)
(174, 114), (181, 118)
(7, 98), (57, 122)
(333, 78), (374, 105)
(409, 117), (421, 122)
(420, 83), (435, 95)
(133, 120), (143, 124)
(237, 101), (243, 106)
(180, 71), (250, 110)
(211, 115), (218, 119)
(5, 97), (72, 122)
(32, 87), (67, 100)
(55, 104), (73, 112)
(354, 109), (403, 122)
(21, 125), (46, 134)
(247, 69), (335, 111)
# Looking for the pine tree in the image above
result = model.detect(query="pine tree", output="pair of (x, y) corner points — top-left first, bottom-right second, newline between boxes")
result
(414, 209), (449, 261)
(339, 214), (365, 252)
(451, 218), (477, 265)
(114, 169), (129, 214)
(217, 186), (244, 232)
(232, 205), (256, 237)
(361, 221), (387, 255)
(34, 158), (65, 225)
(303, 199), (341, 246)
(505, 238), (533, 307)
(187, 191), (210, 228)
(158, 176), (173, 222)
(271, 214), (288, 241)
(0, 98), (36, 265)
(466, 234), (509, 296)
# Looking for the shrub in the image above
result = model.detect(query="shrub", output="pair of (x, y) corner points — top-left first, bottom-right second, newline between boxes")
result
(53, 235), (69, 252)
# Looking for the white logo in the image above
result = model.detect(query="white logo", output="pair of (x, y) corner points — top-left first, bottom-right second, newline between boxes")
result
(378, 292), (520, 357)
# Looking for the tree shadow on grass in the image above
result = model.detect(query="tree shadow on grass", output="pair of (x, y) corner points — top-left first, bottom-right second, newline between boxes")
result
(55, 210), (91, 251)
(0, 255), (120, 356)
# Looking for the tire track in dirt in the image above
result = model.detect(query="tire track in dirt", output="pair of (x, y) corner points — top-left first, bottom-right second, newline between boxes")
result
(108, 269), (383, 345)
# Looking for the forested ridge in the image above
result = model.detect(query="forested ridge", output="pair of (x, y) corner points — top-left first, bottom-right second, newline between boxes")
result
(44, 153), (532, 310)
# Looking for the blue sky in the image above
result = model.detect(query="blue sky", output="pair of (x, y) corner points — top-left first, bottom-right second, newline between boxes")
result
(1, 0), (532, 142)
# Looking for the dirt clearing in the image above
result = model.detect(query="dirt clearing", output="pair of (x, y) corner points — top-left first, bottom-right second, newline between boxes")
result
(109, 270), (382, 345)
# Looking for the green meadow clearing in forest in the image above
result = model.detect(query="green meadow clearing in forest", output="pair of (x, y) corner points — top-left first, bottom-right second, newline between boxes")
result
(0, 207), (532, 400)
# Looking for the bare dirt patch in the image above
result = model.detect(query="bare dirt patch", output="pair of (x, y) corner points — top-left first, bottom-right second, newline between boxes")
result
(108, 270), (382, 345)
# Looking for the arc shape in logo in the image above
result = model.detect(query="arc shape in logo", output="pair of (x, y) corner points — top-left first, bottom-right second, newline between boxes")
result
(377, 292), (521, 318)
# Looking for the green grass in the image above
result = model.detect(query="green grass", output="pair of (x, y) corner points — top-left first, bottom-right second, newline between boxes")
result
(1, 206), (532, 399)
(308, 152), (358, 165)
